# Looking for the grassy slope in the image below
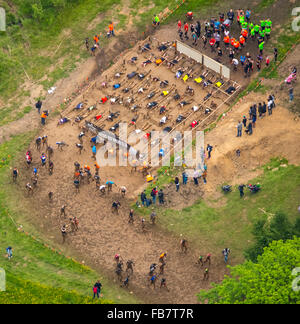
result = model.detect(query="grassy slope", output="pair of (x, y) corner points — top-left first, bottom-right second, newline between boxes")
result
(138, 159), (300, 264)
(0, 133), (138, 304)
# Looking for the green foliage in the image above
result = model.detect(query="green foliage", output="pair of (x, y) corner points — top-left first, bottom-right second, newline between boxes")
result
(245, 212), (300, 262)
(198, 237), (300, 304)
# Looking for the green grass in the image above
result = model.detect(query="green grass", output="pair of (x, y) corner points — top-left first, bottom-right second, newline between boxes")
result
(138, 158), (300, 264)
(0, 133), (139, 304)
(0, 273), (108, 304)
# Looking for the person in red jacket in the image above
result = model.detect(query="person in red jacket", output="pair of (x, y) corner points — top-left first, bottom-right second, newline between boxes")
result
(178, 20), (182, 31)
(184, 22), (189, 39)
(209, 37), (216, 52)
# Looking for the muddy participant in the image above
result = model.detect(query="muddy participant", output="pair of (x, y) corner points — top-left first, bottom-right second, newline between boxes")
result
(74, 179), (80, 193)
(115, 261), (123, 282)
(150, 274), (157, 289)
(74, 161), (80, 172)
(99, 185), (106, 195)
(61, 224), (67, 244)
(40, 153), (47, 167)
(121, 276), (130, 288)
(159, 262), (166, 275)
(85, 38), (89, 51)
(120, 186), (127, 198)
(112, 201), (121, 214)
(26, 151), (32, 167)
(42, 135), (48, 148)
(49, 160), (54, 175)
(150, 211), (156, 225)
(47, 146), (53, 159)
(128, 209), (134, 224)
(60, 205), (66, 218)
(36, 136), (42, 150)
(204, 253), (211, 266)
(203, 268), (209, 280)
(159, 252), (167, 264)
(73, 216), (79, 231)
(126, 260), (134, 274)
(149, 263), (157, 276)
(196, 255), (204, 266)
(106, 180), (115, 192)
(48, 191), (53, 202)
(160, 278), (169, 291)
(94, 174), (100, 190)
(76, 143), (84, 155)
(32, 176), (38, 188)
(180, 239), (188, 253)
(141, 217), (146, 232)
(25, 183), (33, 195)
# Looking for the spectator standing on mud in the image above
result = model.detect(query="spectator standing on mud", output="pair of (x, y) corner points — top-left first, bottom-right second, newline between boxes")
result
(237, 121), (243, 137)
(207, 144), (213, 159)
(242, 115), (247, 128)
(35, 100), (42, 114)
(289, 87), (294, 102)
(61, 225), (67, 244)
(175, 177), (180, 192)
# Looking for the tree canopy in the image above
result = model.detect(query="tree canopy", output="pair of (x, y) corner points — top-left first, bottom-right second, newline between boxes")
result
(198, 237), (300, 304)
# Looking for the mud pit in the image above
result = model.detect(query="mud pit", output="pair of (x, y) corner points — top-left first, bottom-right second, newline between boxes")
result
(17, 35), (245, 304)
(63, 36), (240, 140)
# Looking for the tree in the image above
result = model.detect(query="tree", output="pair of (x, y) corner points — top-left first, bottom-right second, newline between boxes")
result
(198, 237), (300, 304)
(244, 212), (300, 262)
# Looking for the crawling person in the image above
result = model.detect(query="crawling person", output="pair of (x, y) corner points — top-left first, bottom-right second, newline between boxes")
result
(112, 201), (121, 213)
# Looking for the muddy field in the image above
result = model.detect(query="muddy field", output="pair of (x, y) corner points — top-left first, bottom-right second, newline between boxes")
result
(10, 0), (300, 304)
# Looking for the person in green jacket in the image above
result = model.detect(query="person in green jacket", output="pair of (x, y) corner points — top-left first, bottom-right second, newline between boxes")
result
(266, 19), (272, 28)
(265, 26), (271, 40)
(250, 28), (255, 41)
(259, 29), (265, 40)
(153, 15), (160, 26)
(241, 21), (248, 29)
(260, 20), (266, 29)
(254, 24), (260, 35)
(259, 41), (265, 54)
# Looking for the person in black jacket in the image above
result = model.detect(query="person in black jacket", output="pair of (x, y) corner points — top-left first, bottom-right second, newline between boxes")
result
(35, 100), (42, 114)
